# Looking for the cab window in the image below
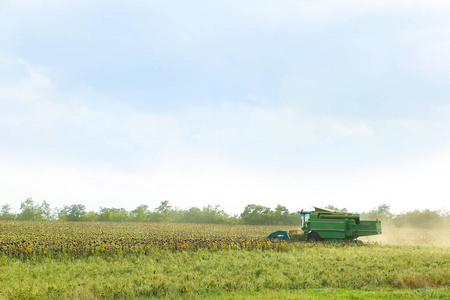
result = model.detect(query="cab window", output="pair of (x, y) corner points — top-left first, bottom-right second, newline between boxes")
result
(301, 213), (310, 228)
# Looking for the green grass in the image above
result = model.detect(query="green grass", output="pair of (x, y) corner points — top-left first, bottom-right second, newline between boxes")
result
(182, 288), (450, 299)
(0, 244), (448, 299)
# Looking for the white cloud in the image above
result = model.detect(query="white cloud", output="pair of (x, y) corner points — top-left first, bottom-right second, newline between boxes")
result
(437, 105), (450, 116)
(0, 67), (101, 135)
(396, 26), (450, 76)
(181, 105), (375, 146)
(228, 0), (450, 23)
(0, 60), (51, 102)
(3, 58), (447, 172)
(329, 120), (374, 138)
(1, 58), (449, 215)
(2, 0), (74, 9)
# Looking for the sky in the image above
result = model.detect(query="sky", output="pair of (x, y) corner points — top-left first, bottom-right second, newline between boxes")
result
(1, 0), (450, 215)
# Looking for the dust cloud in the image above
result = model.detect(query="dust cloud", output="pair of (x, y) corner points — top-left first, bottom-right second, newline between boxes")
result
(359, 225), (450, 247)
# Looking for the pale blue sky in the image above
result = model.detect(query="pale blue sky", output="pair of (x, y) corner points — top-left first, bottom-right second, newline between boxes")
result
(1, 0), (450, 214)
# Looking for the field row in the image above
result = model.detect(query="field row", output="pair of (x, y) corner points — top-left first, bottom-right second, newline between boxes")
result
(0, 221), (300, 257)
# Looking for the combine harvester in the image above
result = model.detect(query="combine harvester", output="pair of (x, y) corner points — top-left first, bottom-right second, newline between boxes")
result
(268, 207), (382, 241)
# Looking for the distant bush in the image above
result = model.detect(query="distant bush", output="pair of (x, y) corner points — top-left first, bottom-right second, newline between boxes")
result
(391, 209), (449, 228)
(1, 199), (448, 228)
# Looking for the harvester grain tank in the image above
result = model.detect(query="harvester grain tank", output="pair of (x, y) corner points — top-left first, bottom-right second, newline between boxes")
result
(268, 207), (382, 241)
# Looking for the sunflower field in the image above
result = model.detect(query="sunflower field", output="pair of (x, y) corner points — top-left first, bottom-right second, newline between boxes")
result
(0, 221), (448, 299)
(0, 221), (297, 258)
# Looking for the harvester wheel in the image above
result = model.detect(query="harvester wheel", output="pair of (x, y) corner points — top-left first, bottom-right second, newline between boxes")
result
(307, 232), (321, 242)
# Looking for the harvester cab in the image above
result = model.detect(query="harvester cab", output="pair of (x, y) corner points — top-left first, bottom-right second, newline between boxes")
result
(300, 209), (311, 229)
(268, 206), (382, 242)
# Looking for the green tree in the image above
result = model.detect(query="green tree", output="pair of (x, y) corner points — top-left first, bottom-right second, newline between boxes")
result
(201, 205), (229, 224)
(240, 204), (272, 225)
(98, 207), (129, 222)
(17, 198), (38, 220)
(361, 204), (393, 221)
(56, 206), (69, 221)
(271, 204), (299, 225)
(155, 201), (171, 213)
(375, 204), (391, 217)
(66, 204), (86, 221)
(181, 207), (202, 223)
(0, 204), (15, 220)
(17, 198), (53, 221)
(83, 211), (99, 222)
(153, 201), (173, 222)
(130, 205), (150, 222)
(37, 200), (52, 220)
(392, 209), (445, 228)
(325, 205), (348, 212)
(270, 204), (289, 225)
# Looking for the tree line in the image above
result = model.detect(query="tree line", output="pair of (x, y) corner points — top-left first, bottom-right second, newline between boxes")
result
(0, 198), (448, 227)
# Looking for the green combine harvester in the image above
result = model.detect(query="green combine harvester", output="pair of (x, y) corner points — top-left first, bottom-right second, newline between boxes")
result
(268, 207), (382, 241)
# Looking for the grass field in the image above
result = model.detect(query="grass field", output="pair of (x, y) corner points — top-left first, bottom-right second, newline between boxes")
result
(0, 221), (448, 299)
